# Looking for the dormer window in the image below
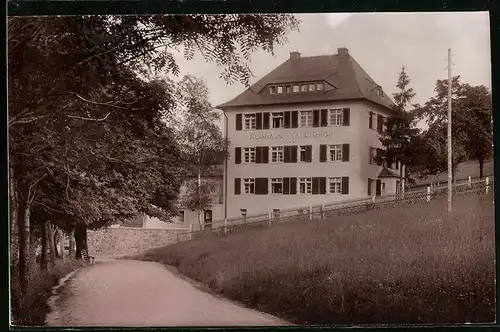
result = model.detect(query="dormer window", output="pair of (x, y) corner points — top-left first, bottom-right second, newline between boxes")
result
(268, 82), (326, 94)
(376, 88), (383, 97)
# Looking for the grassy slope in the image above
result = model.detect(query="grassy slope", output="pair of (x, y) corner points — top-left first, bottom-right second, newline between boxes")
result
(10, 259), (87, 326)
(141, 193), (495, 325)
(412, 159), (494, 186)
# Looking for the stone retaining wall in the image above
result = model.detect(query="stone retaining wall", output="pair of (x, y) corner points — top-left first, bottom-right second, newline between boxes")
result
(87, 227), (188, 257)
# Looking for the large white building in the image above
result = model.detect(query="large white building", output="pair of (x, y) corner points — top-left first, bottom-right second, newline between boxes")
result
(217, 48), (403, 220)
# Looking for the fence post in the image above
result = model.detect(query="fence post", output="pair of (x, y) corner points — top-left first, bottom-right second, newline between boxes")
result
(269, 211), (272, 226)
(321, 204), (325, 220)
(426, 186), (431, 202)
(468, 176), (471, 188)
(309, 206), (313, 220)
(486, 177), (490, 193)
(224, 218), (228, 234)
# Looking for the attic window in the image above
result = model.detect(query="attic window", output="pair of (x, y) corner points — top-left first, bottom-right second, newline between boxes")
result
(270, 86), (276, 94)
(293, 85), (299, 92)
(301, 84), (307, 92)
(316, 83), (324, 90)
(308, 84), (315, 91)
(285, 85), (292, 93)
(376, 88), (383, 97)
(277, 86), (284, 94)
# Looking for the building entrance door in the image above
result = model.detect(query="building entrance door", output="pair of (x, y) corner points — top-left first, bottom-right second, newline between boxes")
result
(204, 210), (213, 229)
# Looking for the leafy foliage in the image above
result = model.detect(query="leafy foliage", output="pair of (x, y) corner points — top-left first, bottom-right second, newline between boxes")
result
(413, 76), (492, 179)
(181, 180), (218, 212)
(8, 14), (299, 290)
(378, 67), (423, 182)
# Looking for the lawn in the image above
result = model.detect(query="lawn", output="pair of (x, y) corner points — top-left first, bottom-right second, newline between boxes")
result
(141, 193), (495, 325)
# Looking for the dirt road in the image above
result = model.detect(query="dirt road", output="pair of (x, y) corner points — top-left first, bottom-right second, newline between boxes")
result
(45, 259), (289, 327)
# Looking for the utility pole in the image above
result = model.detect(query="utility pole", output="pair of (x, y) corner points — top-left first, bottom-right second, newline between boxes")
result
(447, 48), (452, 212)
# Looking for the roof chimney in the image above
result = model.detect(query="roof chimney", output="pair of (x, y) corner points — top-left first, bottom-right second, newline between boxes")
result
(337, 47), (349, 56)
(290, 51), (300, 60)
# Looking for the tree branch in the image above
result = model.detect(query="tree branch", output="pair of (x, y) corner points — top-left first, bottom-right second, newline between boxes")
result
(67, 112), (112, 122)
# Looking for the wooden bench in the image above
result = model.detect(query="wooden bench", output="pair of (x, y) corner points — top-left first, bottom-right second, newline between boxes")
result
(81, 249), (95, 264)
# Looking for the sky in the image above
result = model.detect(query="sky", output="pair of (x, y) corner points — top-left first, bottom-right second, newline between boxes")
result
(167, 12), (491, 131)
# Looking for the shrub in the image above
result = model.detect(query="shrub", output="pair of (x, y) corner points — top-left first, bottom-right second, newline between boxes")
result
(10, 259), (87, 326)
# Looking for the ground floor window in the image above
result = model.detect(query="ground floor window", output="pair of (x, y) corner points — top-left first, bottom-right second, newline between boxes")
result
(243, 178), (255, 194)
(271, 178), (283, 194)
(299, 177), (312, 194)
(178, 211), (185, 223)
(328, 177), (342, 194)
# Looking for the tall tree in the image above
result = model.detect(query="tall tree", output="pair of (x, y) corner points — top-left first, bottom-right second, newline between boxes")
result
(175, 75), (228, 226)
(459, 85), (492, 178)
(414, 76), (492, 180)
(379, 66), (422, 189)
(9, 14), (299, 289)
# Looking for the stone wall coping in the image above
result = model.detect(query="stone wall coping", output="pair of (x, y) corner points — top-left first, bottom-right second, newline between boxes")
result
(89, 227), (188, 231)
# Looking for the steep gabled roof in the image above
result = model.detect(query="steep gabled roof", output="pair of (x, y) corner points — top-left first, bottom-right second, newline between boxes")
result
(216, 48), (395, 112)
(378, 167), (400, 179)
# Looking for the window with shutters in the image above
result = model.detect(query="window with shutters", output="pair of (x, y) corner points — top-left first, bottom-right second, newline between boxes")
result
(243, 147), (255, 163)
(329, 109), (343, 126)
(271, 178), (283, 194)
(272, 112), (284, 128)
(243, 114), (256, 130)
(243, 178), (255, 194)
(271, 146), (284, 163)
(328, 144), (342, 161)
(299, 177), (312, 194)
(299, 146), (308, 162)
(299, 111), (313, 127)
(376, 148), (384, 166)
(328, 177), (342, 194)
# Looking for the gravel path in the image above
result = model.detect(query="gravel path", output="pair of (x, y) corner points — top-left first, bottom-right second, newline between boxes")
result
(46, 259), (289, 327)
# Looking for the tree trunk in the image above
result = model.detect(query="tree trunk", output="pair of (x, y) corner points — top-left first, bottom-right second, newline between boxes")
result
(198, 169), (202, 229)
(74, 223), (88, 260)
(48, 223), (57, 266)
(68, 228), (75, 260)
(9, 164), (19, 267)
(18, 200), (31, 291)
(40, 221), (49, 271)
(54, 229), (61, 258)
(58, 230), (65, 261)
(479, 158), (484, 179)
